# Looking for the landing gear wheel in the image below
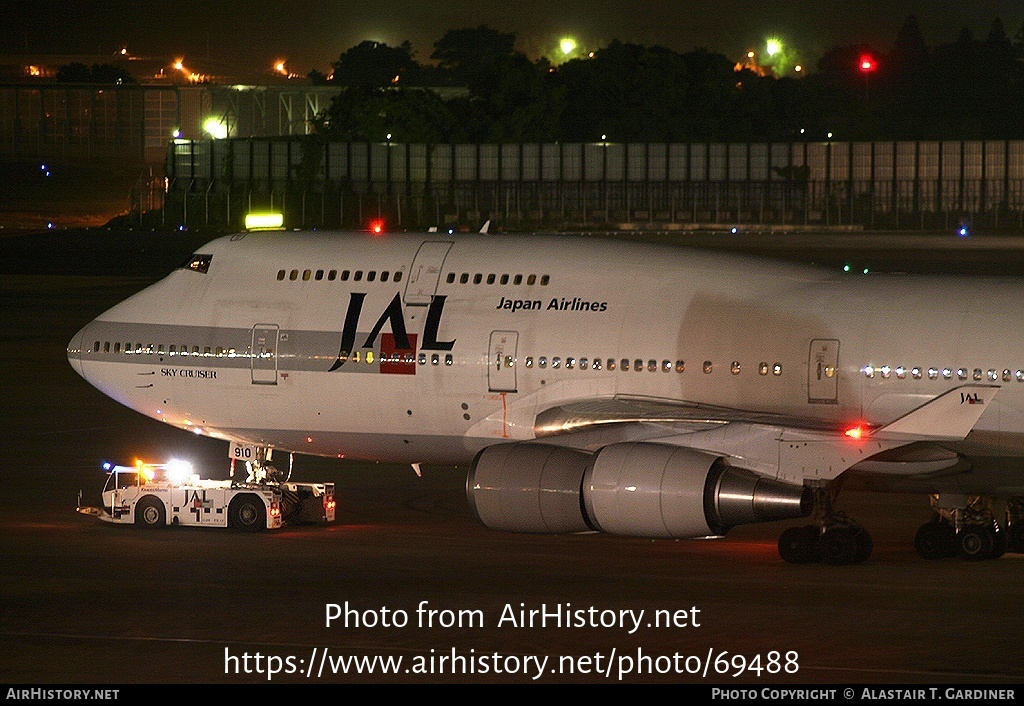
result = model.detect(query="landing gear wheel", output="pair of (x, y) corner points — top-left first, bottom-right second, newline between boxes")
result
(956, 525), (995, 561)
(990, 527), (1007, 559)
(914, 520), (955, 560)
(134, 496), (165, 528)
(1009, 524), (1024, 553)
(230, 495), (266, 532)
(819, 527), (859, 565)
(852, 526), (873, 563)
(778, 525), (820, 564)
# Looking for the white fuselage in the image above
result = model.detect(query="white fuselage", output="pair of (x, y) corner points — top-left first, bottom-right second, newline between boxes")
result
(67, 232), (1024, 465)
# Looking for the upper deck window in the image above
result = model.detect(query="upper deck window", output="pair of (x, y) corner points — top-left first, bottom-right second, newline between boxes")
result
(184, 254), (213, 274)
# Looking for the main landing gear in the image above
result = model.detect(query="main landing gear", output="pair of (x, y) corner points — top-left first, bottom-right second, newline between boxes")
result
(914, 495), (1024, 561)
(778, 481), (873, 565)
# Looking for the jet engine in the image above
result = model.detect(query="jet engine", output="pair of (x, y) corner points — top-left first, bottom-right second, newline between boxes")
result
(467, 443), (593, 533)
(467, 441), (811, 538)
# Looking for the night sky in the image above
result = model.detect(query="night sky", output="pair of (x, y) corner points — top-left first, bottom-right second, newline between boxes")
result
(5, 0), (1023, 75)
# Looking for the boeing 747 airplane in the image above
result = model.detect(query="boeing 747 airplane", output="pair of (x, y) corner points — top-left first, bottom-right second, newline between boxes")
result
(67, 231), (1024, 563)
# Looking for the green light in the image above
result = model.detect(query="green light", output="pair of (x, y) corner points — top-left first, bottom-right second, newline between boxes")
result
(766, 38), (782, 57)
(559, 37), (577, 55)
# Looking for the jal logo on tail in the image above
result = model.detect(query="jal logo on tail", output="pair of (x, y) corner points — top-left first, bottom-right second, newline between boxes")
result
(329, 293), (455, 371)
(960, 392), (984, 405)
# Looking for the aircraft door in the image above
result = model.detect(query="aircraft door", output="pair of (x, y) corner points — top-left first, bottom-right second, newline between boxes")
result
(807, 338), (840, 404)
(251, 324), (279, 385)
(488, 331), (518, 393)
(404, 241), (454, 305)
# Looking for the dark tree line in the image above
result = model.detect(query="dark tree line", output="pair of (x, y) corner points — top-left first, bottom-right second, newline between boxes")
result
(313, 18), (1024, 144)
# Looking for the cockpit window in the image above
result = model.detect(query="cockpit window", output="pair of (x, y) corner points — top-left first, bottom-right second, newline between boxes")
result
(183, 254), (213, 274)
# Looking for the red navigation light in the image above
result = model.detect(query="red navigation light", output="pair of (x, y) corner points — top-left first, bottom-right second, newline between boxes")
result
(369, 219), (385, 235)
(858, 54), (876, 73)
(844, 425), (866, 440)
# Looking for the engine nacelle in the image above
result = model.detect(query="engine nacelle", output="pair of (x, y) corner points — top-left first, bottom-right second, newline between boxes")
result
(584, 443), (811, 538)
(467, 441), (811, 539)
(467, 443), (593, 533)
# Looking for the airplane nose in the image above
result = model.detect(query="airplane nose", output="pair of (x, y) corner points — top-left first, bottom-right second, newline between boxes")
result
(67, 325), (87, 380)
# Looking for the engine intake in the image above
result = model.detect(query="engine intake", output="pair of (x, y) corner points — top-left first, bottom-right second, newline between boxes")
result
(467, 443), (593, 533)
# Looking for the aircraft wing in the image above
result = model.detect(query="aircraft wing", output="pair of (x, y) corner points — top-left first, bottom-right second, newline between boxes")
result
(532, 385), (1001, 483)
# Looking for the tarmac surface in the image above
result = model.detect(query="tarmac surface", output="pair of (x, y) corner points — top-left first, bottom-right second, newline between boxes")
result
(2, 229), (1023, 684)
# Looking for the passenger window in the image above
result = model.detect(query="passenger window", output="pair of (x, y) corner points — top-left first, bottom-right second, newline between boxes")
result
(158, 344), (165, 355)
(731, 361), (740, 375)
(592, 358), (601, 371)
(606, 359), (615, 371)
(565, 357), (575, 369)
(289, 270), (298, 281)
(103, 341), (110, 353)
(514, 275), (523, 285)
(703, 361), (712, 374)
(539, 357), (547, 369)
(447, 273), (456, 283)
(341, 270), (350, 281)
(460, 273), (469, 284)
(500, 274), (509, 285)
(676, 360), (685, 373)
(114, 342), (121, 353)
(759, 362), (769, 376)
(541, 275), (550, 285)
(551, 357), (561, 369)
(302, 269), (311, 281)
(621, 359), (629, 371)
(647, 360), (656, 372)
(579, 358), (588, 370)
(315, 270), (324, 281)
(354, 271), (363, 281)
(393, 271), (402, 282)
(277, 270), (286, 280)
(445, 354), (453, 366)
(972, 368), (982, 381)
(381, 271), (390, 282)
(525, 357), (533, 368)
(486, 274), (496, 285)
(367, 271), (376, 282)
(773, 363), (782, 376)
(473, 274), (482, 284)
(527, 275), (537, 285)
(431, 354), (439, 366)
(328, 270), (337, 281)
(93, 341), (100, 352)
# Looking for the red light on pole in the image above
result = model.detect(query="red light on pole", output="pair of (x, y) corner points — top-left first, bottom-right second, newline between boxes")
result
(858, 54), (877, 102)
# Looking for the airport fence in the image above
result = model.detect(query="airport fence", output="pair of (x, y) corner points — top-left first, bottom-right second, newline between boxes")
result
(162, 138), (1024, 231)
